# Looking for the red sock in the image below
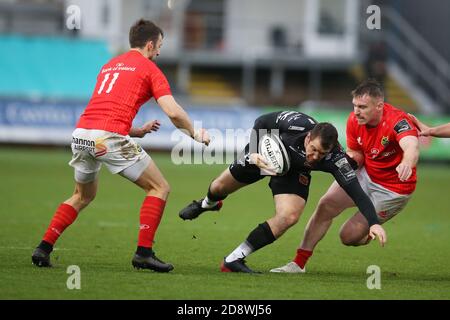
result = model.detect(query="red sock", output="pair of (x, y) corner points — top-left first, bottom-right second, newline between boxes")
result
(138, 196), (166, 248)
(43, 203), (78, 245)
(294, 248), (313, 268)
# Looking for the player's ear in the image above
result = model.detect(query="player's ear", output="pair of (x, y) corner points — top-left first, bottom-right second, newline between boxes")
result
(145, 40), (153, 51)
(376, 99), (384, 110)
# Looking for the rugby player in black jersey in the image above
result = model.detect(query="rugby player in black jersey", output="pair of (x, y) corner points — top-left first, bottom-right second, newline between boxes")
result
(179, 111), (386, 273)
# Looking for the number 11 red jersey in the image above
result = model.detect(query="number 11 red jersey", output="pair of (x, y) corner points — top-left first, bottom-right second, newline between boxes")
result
(76, 50), (171, 136)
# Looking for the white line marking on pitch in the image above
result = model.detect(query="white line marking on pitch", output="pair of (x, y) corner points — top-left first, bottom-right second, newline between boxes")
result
(0, 246), (71, 251)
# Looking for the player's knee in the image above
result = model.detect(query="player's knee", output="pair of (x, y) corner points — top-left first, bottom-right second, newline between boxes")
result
(278, 211), (300, 229)
(163, 180), (171, 194)
(210, 179), (227, 197)
(286, 213), (300, 227)
(340, 234), (355, 246)
(339, 226), (358, 246)
(157, 180), (171, 197)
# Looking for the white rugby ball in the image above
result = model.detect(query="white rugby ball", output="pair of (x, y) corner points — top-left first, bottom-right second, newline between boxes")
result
(258, 134), (290, 175)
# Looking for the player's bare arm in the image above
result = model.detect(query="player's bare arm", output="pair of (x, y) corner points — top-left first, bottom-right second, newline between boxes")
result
(418, 121), (450, 138)
(397, 136), (419, 181)
(424, 123), (450, 138)
(408, 114), (450, 138)
(157, 95), (210, 145)
(129, 120), (161, 138)
(346, 147), (364, 168)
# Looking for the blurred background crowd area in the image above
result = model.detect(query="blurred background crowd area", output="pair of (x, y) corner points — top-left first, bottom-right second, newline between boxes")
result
(0, 0), (449, 158)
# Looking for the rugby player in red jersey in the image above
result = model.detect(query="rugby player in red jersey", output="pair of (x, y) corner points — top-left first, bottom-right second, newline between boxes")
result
(272, 79), (419, 273)
(31, 19), (210, 272)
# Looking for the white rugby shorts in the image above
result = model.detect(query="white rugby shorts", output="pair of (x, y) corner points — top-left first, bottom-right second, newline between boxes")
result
(69, 128), (151, 183)
(357, 167), (412, 224)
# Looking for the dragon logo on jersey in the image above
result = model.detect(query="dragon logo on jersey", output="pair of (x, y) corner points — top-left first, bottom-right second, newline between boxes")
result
(299, 174), (310, 186)
(381, 136), (390, 147)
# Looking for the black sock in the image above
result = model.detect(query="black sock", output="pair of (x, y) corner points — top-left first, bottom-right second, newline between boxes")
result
(136, 246), (153, 257)
(246, 221), (276, 251)
(207, 184), (227, 202)
(38, 240), (53, 254)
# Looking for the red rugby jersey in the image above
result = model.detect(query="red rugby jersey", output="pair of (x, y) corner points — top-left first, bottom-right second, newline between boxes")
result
(76, 50), (171, 135)
(346, 103), (418, 195)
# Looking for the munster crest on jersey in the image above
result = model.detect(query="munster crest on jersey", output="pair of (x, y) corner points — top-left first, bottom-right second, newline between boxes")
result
(381, 136), (389, 146)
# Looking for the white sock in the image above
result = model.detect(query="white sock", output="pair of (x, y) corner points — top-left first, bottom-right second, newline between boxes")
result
(225, 241), (254, 263)
(201, 196), (218, 209)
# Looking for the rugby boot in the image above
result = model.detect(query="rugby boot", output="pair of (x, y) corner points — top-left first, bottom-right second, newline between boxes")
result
(132, 251), (174, 273)
(220, 258), (259, 273)
(32, 247), (52, 267)
(179, 199), (222, 221)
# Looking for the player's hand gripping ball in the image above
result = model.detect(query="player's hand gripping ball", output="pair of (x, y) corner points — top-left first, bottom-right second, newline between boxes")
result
(258, 133), (291, 176)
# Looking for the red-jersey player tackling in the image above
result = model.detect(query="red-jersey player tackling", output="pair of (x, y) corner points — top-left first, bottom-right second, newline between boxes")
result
(32, 19), (210, 272)
(271, 79), (420, 273)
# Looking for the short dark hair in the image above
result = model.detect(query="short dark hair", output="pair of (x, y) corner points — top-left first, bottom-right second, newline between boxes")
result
(310, 122), (338, 151)
(351, 79), (384, 99)
(129, 19), (163, 49)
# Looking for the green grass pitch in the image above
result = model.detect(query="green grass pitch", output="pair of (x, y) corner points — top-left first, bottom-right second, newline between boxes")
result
(1, 147), (449, 299)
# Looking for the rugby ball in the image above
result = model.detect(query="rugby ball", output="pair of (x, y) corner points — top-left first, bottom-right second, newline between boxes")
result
(258, 133), (290, 175)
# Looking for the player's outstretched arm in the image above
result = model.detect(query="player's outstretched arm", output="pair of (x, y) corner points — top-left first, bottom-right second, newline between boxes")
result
(397, 136), (419, 182)
(423, 123), (450, 138)
(340, 179), (387, 247)
(157, 95), (210, 145)
(339, 178), (379, 226)
(408, 114), (450, 138)
(129, 120), (161, 138)
(328, 154), (387, 246)
(329, 157), (379, 224)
